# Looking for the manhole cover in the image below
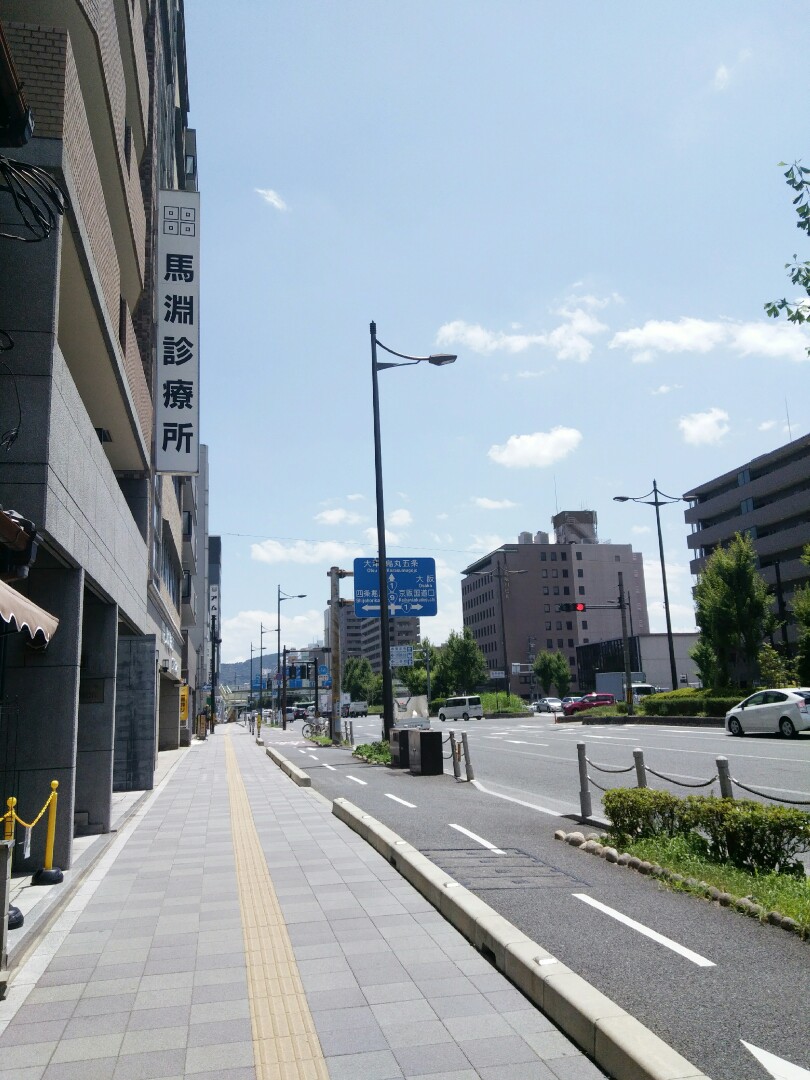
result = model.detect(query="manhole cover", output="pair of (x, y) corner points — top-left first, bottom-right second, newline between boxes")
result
(422, 847), (589, 891)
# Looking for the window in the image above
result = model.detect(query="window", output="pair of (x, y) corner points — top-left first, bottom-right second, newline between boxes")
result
(569, 656), (576, 666)
(560, 551), (567, 561)
(556, 621), (562, 630)
(540, 552), (547, 561)
(563, 586), (570, 595)
(562, 569), (568, 578)
(551, 552), (557, 561)
(566, 621), (572, 630)
(577, 568), (584, 578)
(576, 551), (582, 561)
(568, 638), (574, 648)
(557, 638), (564, 648)
(553, 586), (560, 595)
(582, 637), (589, 643)
(545, 621), (552, 630)
(578, 586), (585, 595)
(542, 569), (548, 578)
(552, 569), (558, 578)
(543, 586), (549, 595)
(543, 604), (550, 613)
(581, 620), (588, 630)
(546, 639), (553, 648)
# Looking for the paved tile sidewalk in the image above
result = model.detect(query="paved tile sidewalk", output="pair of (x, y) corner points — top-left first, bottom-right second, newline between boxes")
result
(0, 725), (604, 1079)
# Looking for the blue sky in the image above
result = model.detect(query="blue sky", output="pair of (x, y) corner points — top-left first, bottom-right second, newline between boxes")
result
(185, 2), (810, 664)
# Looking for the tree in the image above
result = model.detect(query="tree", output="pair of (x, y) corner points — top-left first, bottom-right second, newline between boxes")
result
(689, 638), (717, 689)
(694, 532), (772, 688)
(436, 627), (488, 695)
(757, 643), (796, 688)
(533, 650), (570, 696)
(397, 637), (440, 697)
(765, 161), (810, 355)
(342, 656), (374, 700)
(791, 545), (810, 684)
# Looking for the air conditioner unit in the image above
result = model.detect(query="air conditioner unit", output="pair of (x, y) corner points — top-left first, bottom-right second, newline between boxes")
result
(159, 660), (169, 672)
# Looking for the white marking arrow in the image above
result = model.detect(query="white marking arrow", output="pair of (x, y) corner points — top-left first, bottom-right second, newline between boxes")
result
(742, 1041), (810, 1079)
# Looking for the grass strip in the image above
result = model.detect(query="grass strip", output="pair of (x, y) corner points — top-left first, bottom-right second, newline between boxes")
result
(353, 741), (391, 765)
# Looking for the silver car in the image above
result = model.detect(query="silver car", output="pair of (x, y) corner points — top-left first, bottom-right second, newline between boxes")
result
(725, 687), (810, 738)
(534, 697), (563, 713)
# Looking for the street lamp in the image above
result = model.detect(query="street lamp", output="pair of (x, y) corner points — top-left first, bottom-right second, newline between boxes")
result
(277, 586), (306, 710)
(370, 321), (456, 741)
(614, 479), (681, 692)
(258, 622), (271, 711)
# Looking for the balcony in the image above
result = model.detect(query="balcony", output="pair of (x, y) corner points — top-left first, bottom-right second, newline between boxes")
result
(182, 510), (196, 574)
(181, 572), (196, 627)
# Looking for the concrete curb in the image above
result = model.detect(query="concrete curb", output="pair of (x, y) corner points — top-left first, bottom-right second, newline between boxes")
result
(265, 746), (311, 786)
(332, 797), (711, 1080)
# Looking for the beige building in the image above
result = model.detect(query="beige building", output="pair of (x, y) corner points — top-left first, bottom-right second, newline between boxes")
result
(462, 512), (649, 698)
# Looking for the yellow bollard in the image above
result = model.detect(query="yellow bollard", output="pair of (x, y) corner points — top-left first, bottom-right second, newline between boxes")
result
(4, 797), (15, 841)
(32, 782), (63, 885)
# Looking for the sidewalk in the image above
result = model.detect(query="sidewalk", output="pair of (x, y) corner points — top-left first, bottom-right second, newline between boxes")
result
(0, 724), (603, 1080)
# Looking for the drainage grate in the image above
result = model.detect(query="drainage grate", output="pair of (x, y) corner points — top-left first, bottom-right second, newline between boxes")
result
(422, 847), (589, 891)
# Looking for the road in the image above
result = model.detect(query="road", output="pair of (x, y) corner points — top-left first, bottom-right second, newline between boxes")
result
(272, 714), (810, 1080)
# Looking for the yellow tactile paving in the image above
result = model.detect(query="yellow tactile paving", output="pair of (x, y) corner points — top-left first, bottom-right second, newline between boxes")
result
(224, 733), (330, 1080)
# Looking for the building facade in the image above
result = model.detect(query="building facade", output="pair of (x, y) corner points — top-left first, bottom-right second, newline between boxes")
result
(462, 513), (649, 698)
(0, 1), (201, 871)
(576, 633), (700, 694)
(683, 432), (810, 645)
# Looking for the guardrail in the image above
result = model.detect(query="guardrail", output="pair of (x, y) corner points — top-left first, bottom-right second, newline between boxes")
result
(576, 741), (810, 820)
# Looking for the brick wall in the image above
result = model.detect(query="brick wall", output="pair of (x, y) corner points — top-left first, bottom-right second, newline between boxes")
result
(3, 23), (67, 138)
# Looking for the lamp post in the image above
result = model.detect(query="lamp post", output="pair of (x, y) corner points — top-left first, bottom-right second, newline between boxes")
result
(276, 587), (306, 716)
(614, 479), (681, 692)
(370, 321), (456, 741)
(258, 622), (271, 712)
(249, 642), (257, 714)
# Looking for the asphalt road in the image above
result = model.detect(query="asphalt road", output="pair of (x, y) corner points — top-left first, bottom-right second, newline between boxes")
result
(272, 715), (810, 1080)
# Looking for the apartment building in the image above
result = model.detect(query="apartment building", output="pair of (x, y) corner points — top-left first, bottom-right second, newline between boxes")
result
(360, 615), (421, 674)
(461, 512), (649, 697)
(683, 432), (810, 645)
(0, 1), (200, 871)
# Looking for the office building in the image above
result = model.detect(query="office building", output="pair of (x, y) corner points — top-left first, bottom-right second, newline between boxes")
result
(576, 632), (699, 693)
(684, 432), (810, 645)
(461, 513), (649, 697)
(0, 1), (200, 870)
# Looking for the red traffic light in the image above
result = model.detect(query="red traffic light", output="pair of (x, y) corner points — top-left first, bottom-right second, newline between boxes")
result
(573, 602), (586, 612)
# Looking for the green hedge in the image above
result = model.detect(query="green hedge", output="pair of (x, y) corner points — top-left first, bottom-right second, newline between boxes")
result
(640, 694), (740, 717)
(602, 788), (810, 875)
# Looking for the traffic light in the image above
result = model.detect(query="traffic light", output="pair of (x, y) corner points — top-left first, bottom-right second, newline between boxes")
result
(573, 602), (586, 612)
(556, 602), (586, 612)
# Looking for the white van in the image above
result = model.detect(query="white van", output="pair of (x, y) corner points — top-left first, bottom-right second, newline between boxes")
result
(438, 696), (484, 722)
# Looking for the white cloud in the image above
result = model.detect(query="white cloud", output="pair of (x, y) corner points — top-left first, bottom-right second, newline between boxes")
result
(473, 497), (517, 510)
(251, 538), (363, 565)
(436, 295), (611, 364)
(346, 493), (365, 501)
(713, 49), (752, 92)
(314, 508), (363, 526)
(469, 534), (508, 553)
(758, 420), (777, 432)
(363, 526), (402, 547)
(713, 65), (730, 91)
(389, 508), (413, 527)
(678, 407), (730, 446)
(436, 512), (449, 521)
(255, 188), (288, 211)
(488, 427), (583, 468)
(515, 369), (554, 379)
(651, 384), (681, 396)
(609, 316), (809, 364)
(221, 607), (323, 664)
(631, 525), (652, 534)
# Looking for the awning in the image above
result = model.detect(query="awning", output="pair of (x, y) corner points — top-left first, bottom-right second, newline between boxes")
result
(0, 578), (59, 644)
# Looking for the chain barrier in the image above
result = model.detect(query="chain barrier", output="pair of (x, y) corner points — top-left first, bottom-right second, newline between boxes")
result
(586, 773), (616, 793)
(645, 766), (718, 789)
(729, 776), (810, 806)
(2, 780), (63, 883)
(585, 757), (634, 775)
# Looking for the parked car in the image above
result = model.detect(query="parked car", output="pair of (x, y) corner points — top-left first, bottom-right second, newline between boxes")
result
(563, 692), (616, 716)
(533, 697), (562, 713)
(725, 687), (810, 738)
(293, 705), (307, 720)
(561, 696), (582, 708)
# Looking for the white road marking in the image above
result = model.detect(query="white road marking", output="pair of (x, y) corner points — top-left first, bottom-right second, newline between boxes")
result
(322, 764), (337, 771)
(308, 754), (319, 760)
(346, 775), (367, 785)
(448, 823), (506, 854)
(741, 1040), (810, 1079)
(296, 749), (307, 755)
(385, 794), (417, 808)
(573, 894), (715, 967)
(506, 740), (529, 744)
(471, 779), (565, 816)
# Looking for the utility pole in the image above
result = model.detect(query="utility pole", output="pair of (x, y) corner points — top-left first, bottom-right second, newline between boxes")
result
(618, 572), (634, 717)
(774, 561), (791, 654)
(209, 613), (220, 732)
(281, 646), (288, 730)
(327, 566), (353, 744)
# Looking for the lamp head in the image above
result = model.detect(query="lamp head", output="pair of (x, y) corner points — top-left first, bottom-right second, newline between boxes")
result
(428, 354), (456, 366)
(613, 496), (630, 502)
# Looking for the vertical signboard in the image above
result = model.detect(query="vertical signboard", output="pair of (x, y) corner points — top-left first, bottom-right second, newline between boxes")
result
(156, 190), (200, 474)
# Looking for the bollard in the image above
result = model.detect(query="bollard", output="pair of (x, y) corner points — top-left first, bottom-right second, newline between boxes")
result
(348, 721), (354, 747)
(3, 799), (14, 842)
(449, 732), (461, 780)
(33, 782), (63, 886)
(577, 742), (593, 821)
(460, 731), (475, 781)
(633, 748), (647, 788)
(716, 756), (733, 799)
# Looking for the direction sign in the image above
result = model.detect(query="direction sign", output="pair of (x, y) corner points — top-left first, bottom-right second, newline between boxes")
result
(491, 670), (505, 679)
(318, 665), (328, 676)
(390, 645), (414, 667)
(353, 557), (437, 618)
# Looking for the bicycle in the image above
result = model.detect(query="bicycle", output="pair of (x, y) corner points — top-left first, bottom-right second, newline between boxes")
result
(301, 717), (329, 739)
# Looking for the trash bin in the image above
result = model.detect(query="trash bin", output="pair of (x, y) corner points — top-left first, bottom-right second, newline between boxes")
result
(389, 728), (410, 769)
(408, 729), (443, 775)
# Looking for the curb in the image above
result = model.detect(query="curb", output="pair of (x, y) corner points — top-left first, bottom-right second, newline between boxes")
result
(265, 746), (311, 786)
(332, 796), (711, 1080)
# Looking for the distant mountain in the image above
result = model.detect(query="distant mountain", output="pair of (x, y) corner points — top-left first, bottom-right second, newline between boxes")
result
(220, 655), (279, 688)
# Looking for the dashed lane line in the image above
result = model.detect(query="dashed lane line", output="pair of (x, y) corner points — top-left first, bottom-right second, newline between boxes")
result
(385, 794), (417, 808)
(573, 893), (715, 968)
(322, 764), (337, 772)
(346, 775), (367, 785)
(448, 823), (506, 854)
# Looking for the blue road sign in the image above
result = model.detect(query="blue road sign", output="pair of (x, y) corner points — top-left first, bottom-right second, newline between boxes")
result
(318, 665), (328, 675)
(251, 674), (261, 690)
(353, 557), (437, 618)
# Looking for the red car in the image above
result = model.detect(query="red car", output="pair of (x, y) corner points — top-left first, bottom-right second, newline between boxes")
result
(563, 692), (615, 716)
